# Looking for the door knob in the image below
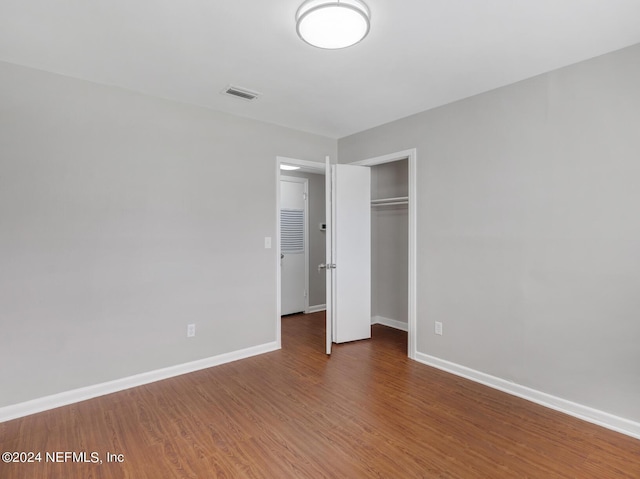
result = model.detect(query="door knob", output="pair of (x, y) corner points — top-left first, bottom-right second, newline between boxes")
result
(318, 263), (326, 271)
(281, 253), (284, 259)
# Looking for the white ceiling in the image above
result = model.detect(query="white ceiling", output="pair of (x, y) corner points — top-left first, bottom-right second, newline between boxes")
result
(1, 0), (640, 139)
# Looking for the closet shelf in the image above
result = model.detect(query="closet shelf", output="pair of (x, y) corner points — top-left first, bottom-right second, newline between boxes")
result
(371, 196), (408, 206)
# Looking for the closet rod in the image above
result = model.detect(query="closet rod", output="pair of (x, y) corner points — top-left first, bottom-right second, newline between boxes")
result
(372, 201), (408, 206)
(371, 196), (408, 204)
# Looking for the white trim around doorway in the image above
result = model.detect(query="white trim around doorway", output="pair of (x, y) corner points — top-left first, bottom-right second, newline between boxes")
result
(350, 148), (417, 360)
(275, 156), (326, 348)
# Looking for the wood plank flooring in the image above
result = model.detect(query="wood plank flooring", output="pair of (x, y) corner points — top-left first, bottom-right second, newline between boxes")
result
(1, 312), (639, 478)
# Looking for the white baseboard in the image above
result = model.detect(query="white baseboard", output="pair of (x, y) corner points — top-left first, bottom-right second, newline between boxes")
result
(414, 352), (640, 441)
(307, 304), (326, 313)
(372, 315), (409, 332)
(0, 341), (279, 423)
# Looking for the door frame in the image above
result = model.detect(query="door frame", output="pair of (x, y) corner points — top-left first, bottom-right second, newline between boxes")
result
(275, 156), (325, 348)
(280, 175), (309, 316)
(275, 149), (416, 361)
(349, 148), (417, 360)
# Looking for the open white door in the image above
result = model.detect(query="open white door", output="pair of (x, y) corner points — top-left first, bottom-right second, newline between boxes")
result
(323, 157), (371, 354)
(324, 156), (333, 354)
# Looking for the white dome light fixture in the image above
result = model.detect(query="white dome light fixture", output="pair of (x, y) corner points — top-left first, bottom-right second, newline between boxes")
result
(296, 0), (370, 50)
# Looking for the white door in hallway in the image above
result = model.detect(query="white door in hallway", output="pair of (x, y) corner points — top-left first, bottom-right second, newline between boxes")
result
(280, 177), (307, 315)
(323, 157), (371, 354)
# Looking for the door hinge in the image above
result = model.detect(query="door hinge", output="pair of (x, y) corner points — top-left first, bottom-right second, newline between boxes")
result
(303, 192), (307, 200)
(304, 289), (307, 298)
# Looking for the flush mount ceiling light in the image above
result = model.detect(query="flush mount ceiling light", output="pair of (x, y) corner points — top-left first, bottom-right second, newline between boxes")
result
(296, 0), (370, 49)
(280, 164), (301, 170)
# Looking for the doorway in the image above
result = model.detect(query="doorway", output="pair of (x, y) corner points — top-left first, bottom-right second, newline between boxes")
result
(275, 149), (416, 359)
(275, 157), (326, 347)
(351, 149), (417, 359)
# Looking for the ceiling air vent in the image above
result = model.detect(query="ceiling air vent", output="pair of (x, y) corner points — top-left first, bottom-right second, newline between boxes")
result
(221, 85), (261, 101)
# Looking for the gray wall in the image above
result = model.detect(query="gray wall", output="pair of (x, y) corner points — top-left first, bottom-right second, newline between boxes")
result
(339, 43), (640, 422)
(0, 61), (335, 407)
(371, 161), (408, 324)
(281, 171), (326, 308)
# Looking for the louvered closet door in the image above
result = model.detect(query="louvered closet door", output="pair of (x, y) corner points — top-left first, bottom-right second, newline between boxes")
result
(280, 178), (306, 315)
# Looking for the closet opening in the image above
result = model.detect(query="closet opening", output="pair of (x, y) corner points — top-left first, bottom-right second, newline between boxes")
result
(351, 148), (417, 359)
(370, 159), (409, 334)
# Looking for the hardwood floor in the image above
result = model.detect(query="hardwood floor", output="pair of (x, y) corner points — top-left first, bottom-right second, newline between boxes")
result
(1, 312), (639, 478)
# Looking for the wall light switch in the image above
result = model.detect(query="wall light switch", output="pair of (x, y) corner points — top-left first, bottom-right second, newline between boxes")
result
(264, 236), (272, 249)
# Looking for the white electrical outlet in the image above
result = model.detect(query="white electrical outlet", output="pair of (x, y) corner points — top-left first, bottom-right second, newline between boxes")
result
(187, 323), (196, 338)
(435, 321), (443, 336)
